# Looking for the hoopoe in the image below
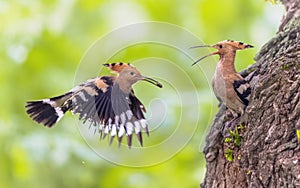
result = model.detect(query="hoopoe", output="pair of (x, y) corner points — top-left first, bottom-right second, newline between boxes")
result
(191, 40), (253, 126)
(26, 63), (162, 147)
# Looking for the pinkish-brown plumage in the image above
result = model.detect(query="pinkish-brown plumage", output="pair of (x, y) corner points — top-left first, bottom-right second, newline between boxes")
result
(192, 40), (253, 121)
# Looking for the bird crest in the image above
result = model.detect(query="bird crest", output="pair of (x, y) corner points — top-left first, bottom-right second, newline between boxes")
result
(218, 40), (254, 50)
(103, 62), (135, 74)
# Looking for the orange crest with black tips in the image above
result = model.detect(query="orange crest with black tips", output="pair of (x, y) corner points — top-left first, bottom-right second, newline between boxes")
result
(219, 40), (254, 50)
(103, 62), (135, 73)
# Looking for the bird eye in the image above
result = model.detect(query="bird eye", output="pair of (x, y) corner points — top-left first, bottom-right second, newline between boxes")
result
(219, 45), (223, 48)
(130, 71), (135, 76)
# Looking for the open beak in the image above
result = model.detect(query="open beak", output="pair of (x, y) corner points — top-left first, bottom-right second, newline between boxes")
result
(142, 76), (163, 88)
(190, 45), (219, 66)
(192, 51), (219, 66)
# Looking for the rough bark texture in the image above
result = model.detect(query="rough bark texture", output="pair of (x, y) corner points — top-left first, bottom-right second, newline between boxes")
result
(201, 1), (300, 187)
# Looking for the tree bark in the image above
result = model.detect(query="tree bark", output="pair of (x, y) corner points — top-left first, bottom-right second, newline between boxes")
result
(201, 0), (300, 187)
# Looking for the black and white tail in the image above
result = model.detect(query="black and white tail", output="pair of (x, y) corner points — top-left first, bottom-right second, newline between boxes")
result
(25, 93), (72, 127)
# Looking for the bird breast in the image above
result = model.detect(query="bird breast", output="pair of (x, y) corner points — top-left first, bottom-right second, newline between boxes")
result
(212, 65), (227, 103)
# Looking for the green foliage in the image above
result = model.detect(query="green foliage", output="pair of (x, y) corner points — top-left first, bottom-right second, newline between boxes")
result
(224, 125), (243, 162)
(224, 137), (232, 143)
(296, 129), (300, 143)
(0, 1), (283, 188)
(226, 125), (243, 147)
(224, 149), (233, 162)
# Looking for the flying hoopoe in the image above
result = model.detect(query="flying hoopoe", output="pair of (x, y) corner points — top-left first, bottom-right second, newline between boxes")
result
(191, 40), (253, 126)
(26, 63), (163, 147)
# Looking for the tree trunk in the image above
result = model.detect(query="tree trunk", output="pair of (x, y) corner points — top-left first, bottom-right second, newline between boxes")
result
(201, 0), (300, 187)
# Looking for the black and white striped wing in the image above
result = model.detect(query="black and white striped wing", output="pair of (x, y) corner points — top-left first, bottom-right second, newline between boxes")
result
(233, 79), (251, 106)
(68, 77), (148, 147)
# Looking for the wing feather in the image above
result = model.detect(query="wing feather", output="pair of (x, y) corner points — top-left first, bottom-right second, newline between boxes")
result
(233, 79), (251, 105)
(67, 76), (148, 147)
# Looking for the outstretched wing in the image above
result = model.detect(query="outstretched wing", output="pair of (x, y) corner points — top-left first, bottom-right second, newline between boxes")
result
(66, 76), (115, 124)
(25, 92), (72, 127)
(128, 91), (148, 145)
(67, 76), (148, 147)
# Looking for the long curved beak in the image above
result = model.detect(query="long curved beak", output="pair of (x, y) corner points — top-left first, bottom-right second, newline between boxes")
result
(192, 51), (219, 66)
(142, 76), (163, 88)
(189, 45), (212, 49)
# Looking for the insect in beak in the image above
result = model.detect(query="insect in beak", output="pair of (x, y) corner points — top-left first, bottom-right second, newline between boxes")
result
(142, 76), (163, 88)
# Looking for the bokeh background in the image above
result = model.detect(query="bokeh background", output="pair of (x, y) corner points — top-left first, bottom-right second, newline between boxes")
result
(1, 0), (284, 187)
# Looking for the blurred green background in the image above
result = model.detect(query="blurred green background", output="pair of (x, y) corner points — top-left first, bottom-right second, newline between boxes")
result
(1, 0), (283, 187)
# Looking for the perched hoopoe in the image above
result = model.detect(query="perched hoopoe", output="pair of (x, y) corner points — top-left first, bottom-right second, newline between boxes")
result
(26, 63), (162, 147)
(191, 40), (253, 126)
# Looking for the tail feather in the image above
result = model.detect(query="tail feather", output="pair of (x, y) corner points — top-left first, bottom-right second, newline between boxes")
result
(25, 99), (67, 127)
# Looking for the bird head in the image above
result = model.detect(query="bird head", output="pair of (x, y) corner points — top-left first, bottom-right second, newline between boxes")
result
(104, 63), (163, 89)
(191, 40), (254, 65)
